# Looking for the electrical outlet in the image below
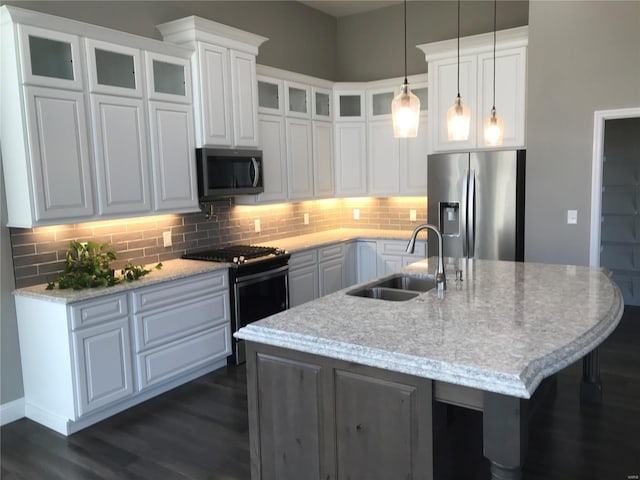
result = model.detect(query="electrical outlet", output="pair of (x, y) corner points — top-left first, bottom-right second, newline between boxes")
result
(162, 231), (172, 247)
(410, 209), (417, 222)
(254, 219), (261, 233)
(567, 210), (578, 225)
(353, 208), (360, 220)
(303, 212), (309, 225)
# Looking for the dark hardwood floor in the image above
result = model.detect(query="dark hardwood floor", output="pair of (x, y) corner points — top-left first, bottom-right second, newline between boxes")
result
(2, 308), (640, 480)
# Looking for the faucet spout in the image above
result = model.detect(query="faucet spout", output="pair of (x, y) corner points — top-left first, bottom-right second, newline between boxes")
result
(406, 224), (446, 291)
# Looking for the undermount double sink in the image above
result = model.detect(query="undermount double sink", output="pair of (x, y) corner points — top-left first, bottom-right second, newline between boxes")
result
(347, 273), (437, 301)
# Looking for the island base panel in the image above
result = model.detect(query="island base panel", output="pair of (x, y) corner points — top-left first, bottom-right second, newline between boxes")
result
(245, 341), (433, 480)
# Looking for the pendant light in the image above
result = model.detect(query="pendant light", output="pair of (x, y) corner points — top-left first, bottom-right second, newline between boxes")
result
(446, 0), (470, 141)
(391, 0), (420, 138)
(483, 0), (504, 145)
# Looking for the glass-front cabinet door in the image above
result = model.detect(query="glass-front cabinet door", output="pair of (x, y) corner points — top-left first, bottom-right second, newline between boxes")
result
(334, 90), (365, 121)
(86, 39), (142, 97)
(367, 87), (396, 120)
(18, 24), (83, 90)
(145, 51), (191, 104)
(257, 75), (283, 115)
(312, 87), (332, 121)
(284, 81), (310, 118)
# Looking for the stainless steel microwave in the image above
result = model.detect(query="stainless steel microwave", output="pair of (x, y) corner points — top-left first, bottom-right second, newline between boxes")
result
(196, 148), (263, 198)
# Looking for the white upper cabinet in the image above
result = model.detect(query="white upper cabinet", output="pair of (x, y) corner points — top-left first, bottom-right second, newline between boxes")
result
(367, 120), (400, 196)
(90, 95), (151, 215)
(286, 118), (314, 201)
(419, 26), (528, 153)
(86, 39), (142, 97)
(257, 115), (288, 203)
(157, 16), (267, 148)
(367, 86), (396, 121)
(285, 81), (311, 119)
(334, 88), (366, 121)
(312, 121), (334, 197)
(335, 122), (367, 197)
(17, 24), (83, 90)
(23, 86), (95, 222)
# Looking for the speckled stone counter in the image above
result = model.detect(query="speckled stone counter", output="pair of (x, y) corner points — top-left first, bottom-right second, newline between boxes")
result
(236, 258), (624, 399)
(12, 258), (230, 304)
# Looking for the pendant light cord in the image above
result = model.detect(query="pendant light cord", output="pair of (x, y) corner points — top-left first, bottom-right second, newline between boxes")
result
(492, 0), (496, 110)
(403, 0), (408, 84)
(456, 0), (460, 96)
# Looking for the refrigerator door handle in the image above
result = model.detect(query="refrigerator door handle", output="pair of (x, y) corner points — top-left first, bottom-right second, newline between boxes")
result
(461, 169), (469, 258)
(468, 169), (476, 258)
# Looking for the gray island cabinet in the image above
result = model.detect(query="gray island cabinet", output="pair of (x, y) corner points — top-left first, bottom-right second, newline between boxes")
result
(236, 259), (624, 480)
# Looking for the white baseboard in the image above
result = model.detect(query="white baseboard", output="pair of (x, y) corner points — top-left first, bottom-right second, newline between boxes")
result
(0, 397), (25, 426)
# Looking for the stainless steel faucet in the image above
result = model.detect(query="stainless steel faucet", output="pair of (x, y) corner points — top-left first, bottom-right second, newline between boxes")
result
(406, 224), (446, 291)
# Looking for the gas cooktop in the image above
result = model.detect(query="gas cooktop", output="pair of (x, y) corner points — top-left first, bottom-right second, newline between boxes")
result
(182, 245), (288, 265)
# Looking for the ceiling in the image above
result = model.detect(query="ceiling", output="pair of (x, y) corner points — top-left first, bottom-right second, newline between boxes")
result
(299, 0), (401, 18)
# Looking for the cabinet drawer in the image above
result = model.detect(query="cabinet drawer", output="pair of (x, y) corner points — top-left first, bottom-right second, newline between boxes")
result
(318, 243), (344, 262)
(289, 249), (318, 269)
(70, 294), (128, 330)
(136, 324), (231, 390)
(378, 239), (426, 257)
(132, 271), (227, 312)
(133, 291), (230, 352)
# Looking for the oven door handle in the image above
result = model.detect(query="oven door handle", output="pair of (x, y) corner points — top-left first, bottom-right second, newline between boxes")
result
(235, 265), (289, 286)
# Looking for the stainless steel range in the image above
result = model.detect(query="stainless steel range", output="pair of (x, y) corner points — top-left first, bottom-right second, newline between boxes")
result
(183, 245), (290, 364)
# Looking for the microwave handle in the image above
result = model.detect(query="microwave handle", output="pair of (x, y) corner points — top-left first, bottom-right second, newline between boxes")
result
(250, 157), (260, 188)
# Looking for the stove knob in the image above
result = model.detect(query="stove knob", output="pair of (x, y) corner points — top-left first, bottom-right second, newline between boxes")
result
(232, 256), (239, 264)
(239, 255), (246, 263)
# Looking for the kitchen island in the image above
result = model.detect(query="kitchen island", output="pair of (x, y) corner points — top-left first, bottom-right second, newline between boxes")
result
(235, 258), (624, 480)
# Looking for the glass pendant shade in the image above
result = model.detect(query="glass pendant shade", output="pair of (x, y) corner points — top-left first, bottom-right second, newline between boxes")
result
(392, 83), (420, 138)
(447, 94), (471, 141)
(484, 107), (504, 146)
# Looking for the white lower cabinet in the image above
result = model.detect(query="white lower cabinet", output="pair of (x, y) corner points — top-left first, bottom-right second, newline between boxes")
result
(318, 243), (345, 296)
(14, 269), (231, 435)
(377, 239), (426, 275)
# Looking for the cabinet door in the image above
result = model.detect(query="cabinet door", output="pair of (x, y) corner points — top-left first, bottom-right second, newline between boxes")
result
(367, 87), (396, 121)
(312, 121), (334, 198)
(284, 81), (311, 119)
(286, 118), (314, 201)
(148, 101), (198, 212)
(256, 115), (288, 203)
(91, 94), (151, 215)
(85, 39), (142, 97)
(335, 123), (367, 197)
(257, 75), (284, 115)
(477, 46), (526, 149)
(319, 259), (344, 297)
(145, 51), (192, 104)
(230, 50), (259, 147)
(289, 265), (319, 308)
(312, 87), (332, 121)
(357, 241), (378, 283)
(197, 43), (232, 146)
(73, 318), (134, 416)
(368, 120), (400, 196)
(23, 86), (94, 222)
(18, 25), (83, 90)
(400, 112), (429, 195)
(334, 90), (365, 121)
(429, 55), (477, 152)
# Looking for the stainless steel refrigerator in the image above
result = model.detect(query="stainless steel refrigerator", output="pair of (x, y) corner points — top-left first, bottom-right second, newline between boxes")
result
(427, 150), (526, 261)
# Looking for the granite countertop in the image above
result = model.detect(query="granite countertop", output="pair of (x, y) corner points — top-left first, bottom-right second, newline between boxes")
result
(12, 258), (230, 304)
(236, 258), (624, 399)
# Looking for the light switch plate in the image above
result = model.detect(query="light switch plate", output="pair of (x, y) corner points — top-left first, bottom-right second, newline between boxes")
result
(254, 219), (261, 232)
(353, 209), (360, 220)
(304, 212), (309, 225)
(410, 209), (417, 222)
(567, 210), (578, 224)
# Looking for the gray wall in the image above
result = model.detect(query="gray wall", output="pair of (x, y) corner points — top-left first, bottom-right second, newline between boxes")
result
(525, 0), (640, 265)
(336, 0), (529, 81)
(0, 1), (338, 80)
(1, 160), (23, 405)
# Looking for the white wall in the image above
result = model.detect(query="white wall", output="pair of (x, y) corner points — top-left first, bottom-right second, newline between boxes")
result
(525, 0), (640, 265)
